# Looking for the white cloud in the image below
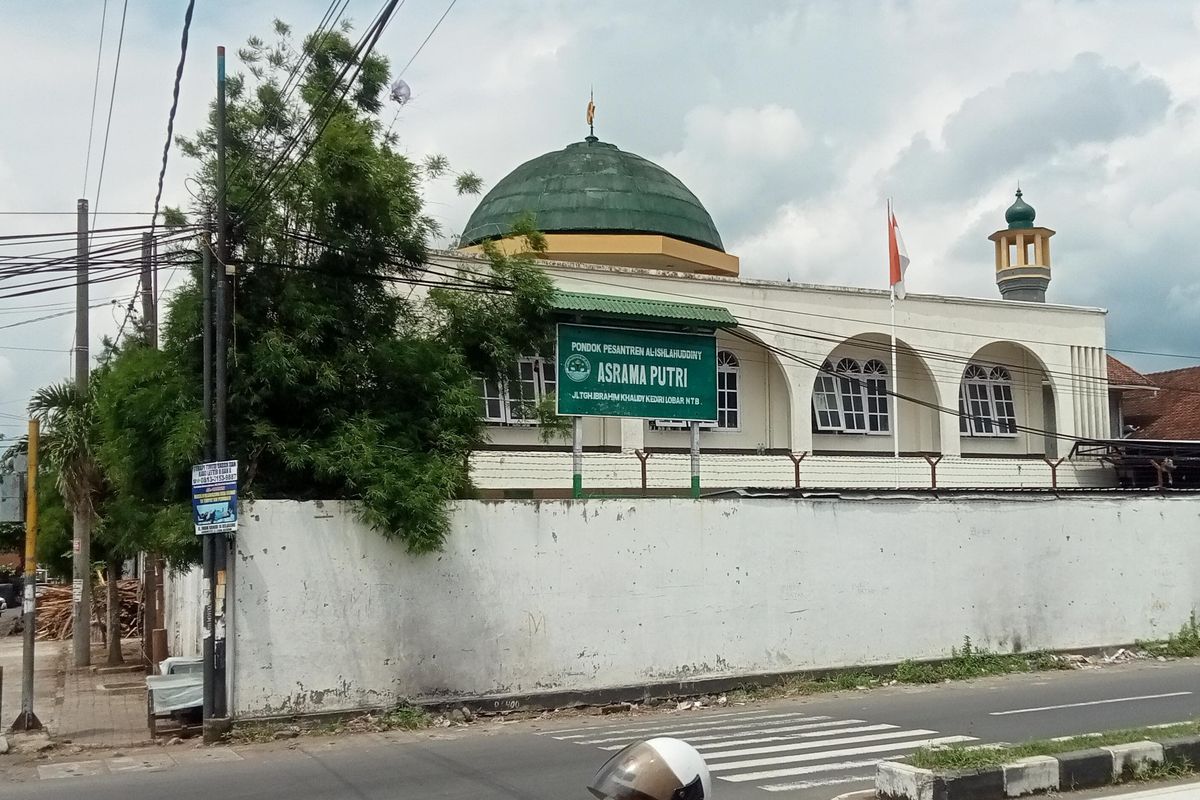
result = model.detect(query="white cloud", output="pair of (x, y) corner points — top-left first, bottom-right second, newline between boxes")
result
(4, 0), (1200, 422)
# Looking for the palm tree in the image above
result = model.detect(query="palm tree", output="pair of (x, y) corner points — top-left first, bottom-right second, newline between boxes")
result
(29, 382), (123, 666)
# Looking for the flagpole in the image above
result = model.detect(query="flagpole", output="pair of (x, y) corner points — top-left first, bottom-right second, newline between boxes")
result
(888, 199), (900, 462)
(891, 283), (900, 460)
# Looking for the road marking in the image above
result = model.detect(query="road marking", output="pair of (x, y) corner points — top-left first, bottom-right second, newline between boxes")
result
(1079, 780), (1200, 800)
(692, 724), (896, 751)
(988, 692), (1193, 716)
(684, 718), (857, 744)
(724, 759), (886, 784)
(711, 735), (977, 776)
(574, 714), (831, 744)
(554, 711), (817, 739)
(536, 709), (779, 736)
(602, 718), (868, 750)
(761, 773), (877, 791)
(704, 729), (940, 761)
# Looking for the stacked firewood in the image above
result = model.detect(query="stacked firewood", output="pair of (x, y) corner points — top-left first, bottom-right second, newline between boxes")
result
(34, 579), (141, 641)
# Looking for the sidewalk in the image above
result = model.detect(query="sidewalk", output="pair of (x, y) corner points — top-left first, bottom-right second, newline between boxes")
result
(0, 634), (63, 733)
(54, 639), (152, 749)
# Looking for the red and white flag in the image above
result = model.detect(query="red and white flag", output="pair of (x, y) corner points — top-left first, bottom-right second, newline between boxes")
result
(888, 205), (910, 300)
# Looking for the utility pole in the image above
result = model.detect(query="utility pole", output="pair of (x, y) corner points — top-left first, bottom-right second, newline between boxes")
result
(72, 198), (91, 668)
(202, 236), (213, 460)
(203, 44), (231, 739)
(140, 232), (157, 348)
(11, 420), (42, 731)
(139, 231), (159, 670)
(200, 235), (214, 724)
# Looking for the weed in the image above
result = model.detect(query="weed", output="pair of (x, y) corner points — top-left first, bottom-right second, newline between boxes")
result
(1125, 758), (1195, 783)
(380, 705), (430, 731)
(830, 671), (877, 690)
(1140, 612), (1200, 658)
(893, 660), (939, 684)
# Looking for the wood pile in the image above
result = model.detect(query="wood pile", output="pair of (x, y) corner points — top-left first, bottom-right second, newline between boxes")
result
(34, 579), (141, 641)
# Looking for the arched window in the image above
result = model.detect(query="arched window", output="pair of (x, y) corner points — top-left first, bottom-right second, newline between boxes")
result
(813, 357), (890, 434)
(716, 350), (740, 430)
(812, 360), (842, 431)
(960, 363), (1017, 437)
(836, 358), (867, 432)
(862, 359), (890, 433)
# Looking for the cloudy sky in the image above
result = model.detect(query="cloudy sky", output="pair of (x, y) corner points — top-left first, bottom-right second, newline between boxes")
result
(3, 0), (1200, 439)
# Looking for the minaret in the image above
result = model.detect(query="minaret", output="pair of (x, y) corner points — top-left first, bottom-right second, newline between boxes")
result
(988, 189), (1054, 302)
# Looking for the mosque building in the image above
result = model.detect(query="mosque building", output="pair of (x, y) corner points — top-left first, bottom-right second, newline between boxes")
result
(438, 128), (1140, 494)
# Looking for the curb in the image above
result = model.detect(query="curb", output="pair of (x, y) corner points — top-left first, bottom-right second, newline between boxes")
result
(876, 734), (1199, 800)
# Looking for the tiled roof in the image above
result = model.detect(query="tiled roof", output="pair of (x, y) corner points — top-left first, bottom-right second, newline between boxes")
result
(1107, 355), (1155, 388)
(1122, 365), (1200, 439)
(551, 291), (738, 327)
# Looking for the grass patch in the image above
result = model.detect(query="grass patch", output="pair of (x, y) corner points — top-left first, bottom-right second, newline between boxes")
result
(379, 705), (430, 730)
(1139, 613), (1200, 658)
(726, 637), (1071, 704)
(908, 720), (1200, 771)
(1127, 758), (1195, 783)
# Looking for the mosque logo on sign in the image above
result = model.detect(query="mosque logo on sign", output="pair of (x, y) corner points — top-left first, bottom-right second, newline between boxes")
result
(564, 354), (591, 382)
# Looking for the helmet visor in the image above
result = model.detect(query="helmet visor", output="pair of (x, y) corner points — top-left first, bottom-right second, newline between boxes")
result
(588, 741), (683, 800)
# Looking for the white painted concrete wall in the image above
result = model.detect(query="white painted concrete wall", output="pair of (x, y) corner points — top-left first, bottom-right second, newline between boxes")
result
(230, 496), (1199, 718)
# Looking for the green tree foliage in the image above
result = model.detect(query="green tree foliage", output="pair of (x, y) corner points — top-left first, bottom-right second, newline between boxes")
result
(90, 21), (555, 555)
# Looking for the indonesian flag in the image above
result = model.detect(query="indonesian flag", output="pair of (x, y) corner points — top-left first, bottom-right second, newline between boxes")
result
(888, 206), (910, 300)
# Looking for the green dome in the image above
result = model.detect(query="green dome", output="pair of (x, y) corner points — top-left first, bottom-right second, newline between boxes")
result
(460, 137), (724, 251)
(1005, 189), (1036, 229)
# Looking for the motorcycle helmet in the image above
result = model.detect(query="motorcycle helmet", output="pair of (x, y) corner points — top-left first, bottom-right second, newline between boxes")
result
(588, 737), (712, 800)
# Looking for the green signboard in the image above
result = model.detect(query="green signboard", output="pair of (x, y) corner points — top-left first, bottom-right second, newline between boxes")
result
(556, 323), (717, 420)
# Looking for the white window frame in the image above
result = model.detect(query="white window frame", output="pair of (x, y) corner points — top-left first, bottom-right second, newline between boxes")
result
(814, 357), (890, 435)
(476, 356), (555, 426)
(652, 349), (739, 432)
(960, 363), (1018, 438)
(812, 360), (842, 431)
(862, 359), (890, 434)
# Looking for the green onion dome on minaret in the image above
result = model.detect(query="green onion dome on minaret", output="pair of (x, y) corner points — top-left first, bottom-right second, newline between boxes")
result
(1005, 188), (1036, 229)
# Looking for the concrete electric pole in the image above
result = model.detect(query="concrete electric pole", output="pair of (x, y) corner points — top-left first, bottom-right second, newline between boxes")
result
(71, 198), (91, 668)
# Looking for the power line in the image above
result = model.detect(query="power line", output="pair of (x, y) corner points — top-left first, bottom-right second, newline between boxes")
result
(397, 0), (458, 78)
(150, 0), (196, 239)
(0, 301), (116, 332)
(82, 0), (111, 197)
(0, 211), (155, 216)
(0, 222), (167, 242)
(423, 250), (1200, 405)
(448, 253), (1200, 366)
(90, 0), (130, 232)
(144, 0), (196, 312)
(226, 0), (349, 187)
(239, 1), (400, 219)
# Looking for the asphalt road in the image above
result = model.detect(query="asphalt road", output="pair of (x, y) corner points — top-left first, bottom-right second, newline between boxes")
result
(5, 659), (1200, 800)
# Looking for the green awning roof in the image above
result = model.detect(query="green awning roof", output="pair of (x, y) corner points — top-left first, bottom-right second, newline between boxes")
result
(551, 291), (737, 328)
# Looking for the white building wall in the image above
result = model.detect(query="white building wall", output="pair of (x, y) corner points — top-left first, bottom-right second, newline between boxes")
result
(448, 255), (1109, 472)
(231, 496), (1197, 717)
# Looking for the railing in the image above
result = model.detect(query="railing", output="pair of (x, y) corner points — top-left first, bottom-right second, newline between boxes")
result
(469, 451), (1115, 492)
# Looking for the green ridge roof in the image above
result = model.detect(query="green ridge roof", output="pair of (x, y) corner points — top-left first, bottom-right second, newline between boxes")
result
(460, 138), (724, 252)
(552, 291), (737, 328)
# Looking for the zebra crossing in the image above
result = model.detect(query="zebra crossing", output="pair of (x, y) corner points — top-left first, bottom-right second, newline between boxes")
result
(538, 708), (978, 794)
